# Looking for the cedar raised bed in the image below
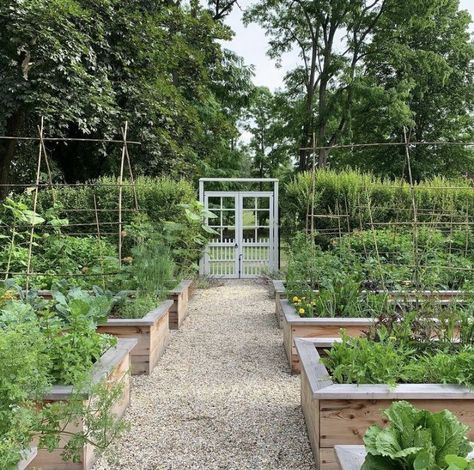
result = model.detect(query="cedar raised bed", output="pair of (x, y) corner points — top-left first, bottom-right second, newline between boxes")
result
(272, 280), (286, 328)
(28, 339), (136, 470)
(168, 279), (194, 330)
(296, 337), (474, 470)
(98, 300), (172, 375)
(281, 299), (374, 374)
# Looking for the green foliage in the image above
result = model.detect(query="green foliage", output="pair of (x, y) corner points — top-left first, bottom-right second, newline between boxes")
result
(0, 321), (50, 469)
(243, 0), (473, 175)
(322, 327), (474, 387)
(33, 176), (207, 270)
(0, 0), (253, 187)
(286, 228), (474, 319)
(0, 290), (123, 467)
(114, 294), (159, 320)
(344, 0), (474, 178)
(361, 401), (474, 470)
(283, 169), (474, 241)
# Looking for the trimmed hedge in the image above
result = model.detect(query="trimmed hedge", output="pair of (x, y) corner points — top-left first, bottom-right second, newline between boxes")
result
(11, 177), (204, 271)
(33, 176), (197, 229)
(282, 169), (474, 241)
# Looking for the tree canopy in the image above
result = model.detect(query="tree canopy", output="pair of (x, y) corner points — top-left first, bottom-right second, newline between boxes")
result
(0, 0), (253, 192)
(244, 0), (474, 178)
(0, 0), (473, 188)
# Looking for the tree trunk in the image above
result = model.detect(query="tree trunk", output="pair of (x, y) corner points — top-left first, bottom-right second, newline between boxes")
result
(0, 110), (24, 200)
(317, 75), (329, 168)
(298, 88), (315, 171)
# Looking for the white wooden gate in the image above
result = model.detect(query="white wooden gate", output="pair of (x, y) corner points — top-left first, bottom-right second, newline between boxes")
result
(199, 179), (279, 278)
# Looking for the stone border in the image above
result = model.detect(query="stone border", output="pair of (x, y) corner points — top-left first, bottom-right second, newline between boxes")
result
(296, 337), (474, 470)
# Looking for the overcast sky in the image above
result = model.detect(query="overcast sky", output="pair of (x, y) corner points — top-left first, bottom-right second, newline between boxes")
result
(224, 0), (474, 91)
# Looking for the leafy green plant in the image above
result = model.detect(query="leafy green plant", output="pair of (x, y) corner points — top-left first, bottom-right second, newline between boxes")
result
(361, 401), (474, 470)
(0, 300), (124, 468)
(113, 293), (158, 320)
(322, 326), (474, 387)
(0, 321), (50, 469)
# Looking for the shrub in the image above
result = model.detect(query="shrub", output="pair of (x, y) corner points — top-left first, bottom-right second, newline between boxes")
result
(282, 169), (474, 243)
(0, 287), (124, 466)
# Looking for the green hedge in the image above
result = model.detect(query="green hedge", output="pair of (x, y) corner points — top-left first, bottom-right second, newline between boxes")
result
(33, 176), (196, 229)
(282, 169), (474, 241)
(12, 177), (204, 272)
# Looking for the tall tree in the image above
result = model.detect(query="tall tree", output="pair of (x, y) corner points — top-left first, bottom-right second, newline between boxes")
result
(0, 0), (117, 196)
(0, 0), (253, 194)
(337, 0), (474, 178)
(245, 0), (387, 170)
(243, 87), (293, 179)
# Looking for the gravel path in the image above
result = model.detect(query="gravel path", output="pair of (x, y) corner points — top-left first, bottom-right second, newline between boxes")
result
(95, 280), (314, 470)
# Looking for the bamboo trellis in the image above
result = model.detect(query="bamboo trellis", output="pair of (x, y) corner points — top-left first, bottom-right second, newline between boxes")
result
(0, 118), (142, 291)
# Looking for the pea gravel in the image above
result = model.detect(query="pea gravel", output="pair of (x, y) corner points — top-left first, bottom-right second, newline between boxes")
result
(95, 280), (315, 470)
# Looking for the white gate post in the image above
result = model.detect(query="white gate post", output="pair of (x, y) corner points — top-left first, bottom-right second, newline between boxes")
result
(199, 179), (205, 276)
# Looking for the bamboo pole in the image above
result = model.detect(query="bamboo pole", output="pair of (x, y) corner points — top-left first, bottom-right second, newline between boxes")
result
(118, 122), (128, 267)
(25, 117), (45, 292)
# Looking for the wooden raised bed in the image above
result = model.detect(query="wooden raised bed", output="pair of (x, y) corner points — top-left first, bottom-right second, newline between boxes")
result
(168, 279), (194, 330)
(281, 299), (374, 374)
(28, 338), (136, 470)
(273, 281), (465, 302)
(296, 338), (474, 470)
(272, 280), (286, 328)
(98, 300), (172, 375)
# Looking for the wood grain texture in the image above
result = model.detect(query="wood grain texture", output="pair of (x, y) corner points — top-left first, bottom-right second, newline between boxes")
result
(320, 399), (474, 447)
(168, 280), (193, 330)
(97, 300), (171, 375)
(28, 340), (135, 470)
(298, 338), (474, 470)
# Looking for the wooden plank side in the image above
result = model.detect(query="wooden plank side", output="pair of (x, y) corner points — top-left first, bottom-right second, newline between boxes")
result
(301, 368), (320, 465)
(283, 313), (293, 368)
(320, 448), (338, 470)
(28, 344), (133, 470)
(97, 325), (151, 355)
(319, 399), (474, 448)
(290, 324), (366, 374)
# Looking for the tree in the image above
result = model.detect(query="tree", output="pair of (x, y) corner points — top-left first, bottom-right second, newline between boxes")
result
(338, 0), (474, 178)
(0, 0), (117, 196)
(0, 0), (253, 194)
(244, 0), (387, 170)
(242, 87), (293, 180)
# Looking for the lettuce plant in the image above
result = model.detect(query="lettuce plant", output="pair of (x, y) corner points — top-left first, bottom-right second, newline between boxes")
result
(362, 401), (474, 470)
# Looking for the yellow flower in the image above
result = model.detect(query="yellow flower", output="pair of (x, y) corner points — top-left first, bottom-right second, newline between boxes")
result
(298, 308), (305, 315)
(0, 290), (16, 302)
(292, 296), (300, 303)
